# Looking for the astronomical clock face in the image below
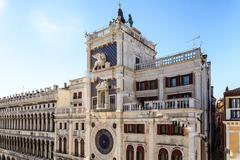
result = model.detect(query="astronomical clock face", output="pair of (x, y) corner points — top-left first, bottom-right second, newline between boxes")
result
(95, 129), (114, 154)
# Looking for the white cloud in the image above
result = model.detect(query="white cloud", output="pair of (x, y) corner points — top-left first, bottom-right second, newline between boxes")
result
(0, 0), (6, 15)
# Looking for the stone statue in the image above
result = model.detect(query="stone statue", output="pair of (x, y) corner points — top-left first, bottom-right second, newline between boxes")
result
(96, 80), (108, 90)
(128, 14), (133, 27)
(92, 52), (107, 70)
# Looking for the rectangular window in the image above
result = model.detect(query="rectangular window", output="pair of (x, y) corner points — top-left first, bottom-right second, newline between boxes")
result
(75, 123), (79, 130)
(78, 92), (82, 99)
(170, 77), (177, 87)
(73, 92), (77, 99)
(59, 123), (62, 129)
(81, 123), (85, 130)
(140, 82), (145, 90)
(166, 73), (193, 88)
(150, 80), (158, 90)
(136, 79), (158, 91)
(135, 57), (140, 64)
(182, 75), (190, 85)
(157, 124), (184, 136)
(92, 97), (97, 109)
(110, 95), (116, 110)
(64, 123), (67, 130)
(124, 124), (145, 134)
(137, 124), (145, 133)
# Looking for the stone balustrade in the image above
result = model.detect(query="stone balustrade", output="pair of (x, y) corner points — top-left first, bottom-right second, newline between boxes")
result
(135, 48), (201, 70)
(55, 107), (85, 115)
(123, 98), (200, 111)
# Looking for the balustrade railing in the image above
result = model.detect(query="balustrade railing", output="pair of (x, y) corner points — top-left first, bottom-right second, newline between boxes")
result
(123, 98), (199, 111)
(55, 107), (85, 114)
(135, 48), (201, 70)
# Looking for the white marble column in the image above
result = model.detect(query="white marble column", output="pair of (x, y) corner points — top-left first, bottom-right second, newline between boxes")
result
(49, 142), (52, 159)
(41, 114), (44, 131)
(46, 114), (49, 132)
(49, 114), (53, 132)
(44, 141), (48, 158)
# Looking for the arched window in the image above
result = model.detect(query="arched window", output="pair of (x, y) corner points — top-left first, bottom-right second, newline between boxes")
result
(74, 139), (79, 156)
(171, 149), (182, 160)
(136, 146), (144, 160)
(158, 148), (168, 160)
(2, 155), (6, 160)
(80, 139), (85, 157)
(126, 145), (134, 160)
(63, 137), (67, 154)
(58, 138), (62, 153)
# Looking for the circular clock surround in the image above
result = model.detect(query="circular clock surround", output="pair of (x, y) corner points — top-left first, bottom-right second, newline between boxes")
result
(95, 129), (114, 154)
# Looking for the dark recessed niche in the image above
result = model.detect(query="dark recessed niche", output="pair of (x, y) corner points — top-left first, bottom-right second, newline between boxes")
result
(113, 158), (117, 160)
(91, 153), (95, 158)
(113, 123), (117, 129)
(92, 122), (95, 128)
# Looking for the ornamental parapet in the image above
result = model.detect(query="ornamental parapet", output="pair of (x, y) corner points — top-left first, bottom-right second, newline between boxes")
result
(0, 86), (58, 107)
(86, 22), (155, 50)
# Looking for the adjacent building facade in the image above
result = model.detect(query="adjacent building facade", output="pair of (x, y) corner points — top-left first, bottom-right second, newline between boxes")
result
(213, 98), (224, 160)
(0, 6), (213, 160)
(224, 88), (240, 160)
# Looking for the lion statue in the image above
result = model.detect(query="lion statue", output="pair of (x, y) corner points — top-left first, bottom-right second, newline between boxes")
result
(92, 52), (107, 70)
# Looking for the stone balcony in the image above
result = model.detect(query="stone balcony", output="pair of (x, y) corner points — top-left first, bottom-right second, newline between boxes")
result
(226, 108), (240, 120)
(123, 98), (200, 112)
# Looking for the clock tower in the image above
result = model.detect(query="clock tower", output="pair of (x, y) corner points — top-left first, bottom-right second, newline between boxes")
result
(85, 3), (156, 160)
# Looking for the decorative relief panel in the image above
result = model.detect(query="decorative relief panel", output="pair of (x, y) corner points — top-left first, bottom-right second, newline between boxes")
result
(90, 42), (117, 70)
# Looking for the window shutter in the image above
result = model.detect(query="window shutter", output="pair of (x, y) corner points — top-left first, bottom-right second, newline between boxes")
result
(189, 73), (193, 84)
(176, 76), (180, 86)
(168, 124), (173, 135)
(136, 82), (139, 91)
(179, 75), (182, 86)
(165, 78), (169, 88)
(124, 124), (127, 133)
(155, 79), (158, 89)
(144, 81), (148, 90)
(132, 124), (136, 133)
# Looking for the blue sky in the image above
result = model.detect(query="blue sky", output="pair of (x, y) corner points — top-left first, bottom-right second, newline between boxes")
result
(0, 0), (239, 99)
